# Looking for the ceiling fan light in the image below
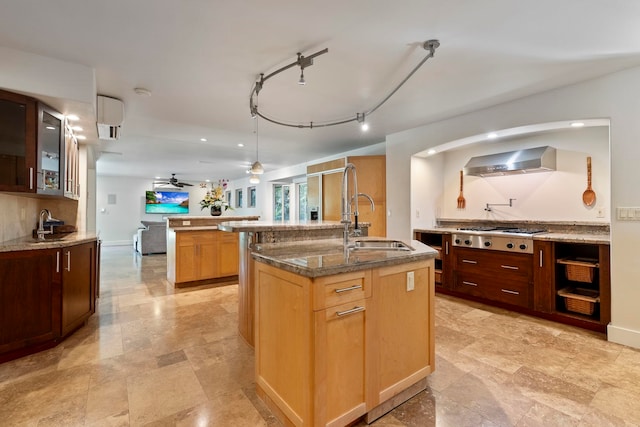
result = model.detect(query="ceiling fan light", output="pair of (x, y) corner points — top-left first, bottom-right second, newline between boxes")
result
(249, 174), (260, 184)
(250, 161), (264, 175)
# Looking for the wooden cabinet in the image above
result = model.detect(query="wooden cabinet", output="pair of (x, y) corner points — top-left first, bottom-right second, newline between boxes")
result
(306, 155), (386, 237)
(368, 261), (434, 415)
(0, 249), (60, 361)
(63, 121), (80, 200)
(0, 89), (36, 192)
(0, 240), (97, 363)
(36, 102), (64, 196)
(170, 230), (239, 286)
(414, 231), (452, 289)
(255, 259), (434, 426)
(61, 242), (97, 336)
(453, 247), (533, 309)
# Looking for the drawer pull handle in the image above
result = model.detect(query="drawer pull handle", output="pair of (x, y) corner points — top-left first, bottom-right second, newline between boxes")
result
(501, 289), (520, 295)
(335, 284), (363, 293)
(462, 281), (478, 287)
(501, 265), (519, 270)
(56, 251), (60, 273)
(462, 259), (477, 264)
(336, 306), (365, 317)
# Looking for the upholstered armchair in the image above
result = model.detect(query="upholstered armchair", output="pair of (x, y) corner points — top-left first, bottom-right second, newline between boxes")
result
(134, 221), (167, 255)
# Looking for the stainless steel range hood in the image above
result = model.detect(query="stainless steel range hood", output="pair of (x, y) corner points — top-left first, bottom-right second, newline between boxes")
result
(463, 146), (556, 177)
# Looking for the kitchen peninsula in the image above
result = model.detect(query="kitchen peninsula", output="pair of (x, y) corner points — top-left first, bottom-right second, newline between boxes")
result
(165, 215), (259, 287)
(250, 237), (437, 427)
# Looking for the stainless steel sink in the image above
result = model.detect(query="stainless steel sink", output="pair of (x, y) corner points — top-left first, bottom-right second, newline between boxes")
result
(350, 239), (413, 251)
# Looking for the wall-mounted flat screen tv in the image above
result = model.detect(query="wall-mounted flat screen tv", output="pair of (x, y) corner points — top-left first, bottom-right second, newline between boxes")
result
(145, 190), (189, 214)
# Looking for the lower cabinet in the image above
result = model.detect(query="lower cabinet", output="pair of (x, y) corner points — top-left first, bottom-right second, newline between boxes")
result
(255, 259), (434, 427)
(0, 240), (97, 363)
(61, 242), (97, 336)
(417, 231), (610, 332)
(170, 230), (239, 286)
(0, 249), (60, 359)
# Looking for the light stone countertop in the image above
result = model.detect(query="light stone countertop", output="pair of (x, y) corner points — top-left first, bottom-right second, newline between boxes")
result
(252, 237), (437, 278)
(217, 219), (370, 232)
(0, 231), (99, 253)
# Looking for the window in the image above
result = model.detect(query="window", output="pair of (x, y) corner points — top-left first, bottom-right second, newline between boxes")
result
(273, 184), (290, 221)
(225, 190), (231, 206)
(297, 183), (307, 220)
(248, 186), (256, 208)
(235, 189), (243, 208)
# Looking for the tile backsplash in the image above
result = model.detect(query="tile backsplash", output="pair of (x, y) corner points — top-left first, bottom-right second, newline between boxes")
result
(0, 193), (79, 242)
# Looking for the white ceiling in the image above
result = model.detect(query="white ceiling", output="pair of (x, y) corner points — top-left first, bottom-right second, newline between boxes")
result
(2, 0), (640, 183)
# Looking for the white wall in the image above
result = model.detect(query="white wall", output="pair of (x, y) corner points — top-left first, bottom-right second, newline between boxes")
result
(412, 126), (610, 229)
(387, 66), (640, 349)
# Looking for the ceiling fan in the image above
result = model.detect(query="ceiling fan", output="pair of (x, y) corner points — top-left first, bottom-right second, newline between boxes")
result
(153, 173), (193, 188)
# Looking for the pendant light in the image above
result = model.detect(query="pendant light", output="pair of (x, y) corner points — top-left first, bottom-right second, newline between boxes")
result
(250, 115), (264, 175)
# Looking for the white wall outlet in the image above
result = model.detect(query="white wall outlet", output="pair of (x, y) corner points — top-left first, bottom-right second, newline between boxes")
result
(406, 271), (415, 292)
(182, 220), (191, 226)
(597, 207), (605, 218)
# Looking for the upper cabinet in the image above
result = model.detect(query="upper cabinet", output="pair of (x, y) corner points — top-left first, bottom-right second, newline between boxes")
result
(0, 89), (37, 192)
(0, 89), (77, 199)
(37, 102), (64, 196)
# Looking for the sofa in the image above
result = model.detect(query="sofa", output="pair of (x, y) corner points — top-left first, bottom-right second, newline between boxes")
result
(134, 220), (167, 255)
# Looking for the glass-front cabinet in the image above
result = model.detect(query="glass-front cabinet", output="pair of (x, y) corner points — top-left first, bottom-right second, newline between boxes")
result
(0, 89), (36, 192)
(37, 102), (64, 195)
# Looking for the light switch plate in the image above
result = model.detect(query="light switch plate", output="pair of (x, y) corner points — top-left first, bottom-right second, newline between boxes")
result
(617, 207), (640, 221)
(407, 271), (415, 291)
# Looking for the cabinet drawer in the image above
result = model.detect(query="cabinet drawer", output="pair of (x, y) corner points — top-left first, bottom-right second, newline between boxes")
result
(456, 248), (532, 278)
(454, 271), (530, 308)
(314, 271), (371, 311)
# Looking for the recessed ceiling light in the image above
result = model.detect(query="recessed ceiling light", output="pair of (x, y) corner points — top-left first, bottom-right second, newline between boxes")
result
(237, 143), (244, 147)
(67, 114), (79, 121)
(205, 179), (210, 182)
(487, 132), (498, 139)
(76, 135), (87, 140)
(427, 149), (436, 155)
(200, 138), (207, 142)
(571, 122), (585, 127)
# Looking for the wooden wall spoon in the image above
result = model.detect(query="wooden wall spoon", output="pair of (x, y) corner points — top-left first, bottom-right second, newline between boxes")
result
(582, 156), (596, 206)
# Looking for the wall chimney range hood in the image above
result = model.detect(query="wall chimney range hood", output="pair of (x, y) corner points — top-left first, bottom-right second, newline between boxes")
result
(464, 146), (556, 177)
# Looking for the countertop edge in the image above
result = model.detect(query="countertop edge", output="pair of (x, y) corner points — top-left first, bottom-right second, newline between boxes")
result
(0, 232), (99, 252)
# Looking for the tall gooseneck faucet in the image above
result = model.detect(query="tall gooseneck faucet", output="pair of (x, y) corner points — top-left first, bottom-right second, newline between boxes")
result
(341, 163), (375, 247)
(37, 209), (53, 240)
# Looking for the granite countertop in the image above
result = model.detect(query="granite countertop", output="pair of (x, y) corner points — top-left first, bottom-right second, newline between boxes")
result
(218, 219), (370, 232)
(252, 237), (437, 278)
(0, 232), (99, 253)
(414, 223), (611, 245)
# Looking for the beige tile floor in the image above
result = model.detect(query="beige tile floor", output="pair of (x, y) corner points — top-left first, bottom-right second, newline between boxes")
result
(1, 246), (640, 426)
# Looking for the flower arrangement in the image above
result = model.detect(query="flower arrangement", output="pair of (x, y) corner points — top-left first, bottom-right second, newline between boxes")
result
(200, 179), (232, 211)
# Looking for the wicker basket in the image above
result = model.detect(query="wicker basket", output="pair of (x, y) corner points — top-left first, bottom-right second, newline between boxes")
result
(558, 287), (600, 315)
(557, 258), (598, 283)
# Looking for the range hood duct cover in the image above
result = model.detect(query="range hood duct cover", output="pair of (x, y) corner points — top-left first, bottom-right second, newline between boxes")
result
(464, 146), (556, 177)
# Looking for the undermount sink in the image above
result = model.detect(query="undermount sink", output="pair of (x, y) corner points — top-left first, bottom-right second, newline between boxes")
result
(350, 239), (414, 251)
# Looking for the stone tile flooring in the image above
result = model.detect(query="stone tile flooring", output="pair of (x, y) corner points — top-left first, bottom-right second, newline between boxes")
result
(1, 246), (640, 426)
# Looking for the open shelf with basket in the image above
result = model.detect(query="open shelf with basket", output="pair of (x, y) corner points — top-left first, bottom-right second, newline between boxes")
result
(414, 231), (451, 289)
(553, 243), (609, 326)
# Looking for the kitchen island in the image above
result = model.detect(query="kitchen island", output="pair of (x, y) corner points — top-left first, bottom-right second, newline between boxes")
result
(165, 215), (259, 287)
(251, 237), (437, 427)
(217, 220), (370, 346)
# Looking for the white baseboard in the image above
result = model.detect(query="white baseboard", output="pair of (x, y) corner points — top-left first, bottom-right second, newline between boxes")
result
(608, 324), (640, 349)
(101, 240), (133, 247)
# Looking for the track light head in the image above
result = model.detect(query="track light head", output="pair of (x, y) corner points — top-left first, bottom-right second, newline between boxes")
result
(298, 70), (306, 85)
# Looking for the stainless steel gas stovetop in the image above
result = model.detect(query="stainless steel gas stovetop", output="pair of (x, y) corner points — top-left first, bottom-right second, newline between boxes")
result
(451, 227), (548, 254)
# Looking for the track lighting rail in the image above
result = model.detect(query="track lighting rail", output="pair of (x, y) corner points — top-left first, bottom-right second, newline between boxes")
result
(249, 39), (440, 129)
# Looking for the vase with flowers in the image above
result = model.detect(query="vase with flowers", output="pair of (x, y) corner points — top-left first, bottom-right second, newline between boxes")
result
(200, 179), (232, 216)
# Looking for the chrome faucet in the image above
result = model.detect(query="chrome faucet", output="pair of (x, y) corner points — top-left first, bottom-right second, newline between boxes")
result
(37, 209), (53, 240)
(341, 163), (375, 247)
